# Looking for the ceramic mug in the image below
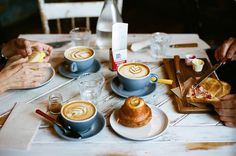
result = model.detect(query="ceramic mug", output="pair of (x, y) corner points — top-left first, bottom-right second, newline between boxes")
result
(64, 46), (95, 73)
(117, 62), (158, 91)
(61, 100), (97, 133)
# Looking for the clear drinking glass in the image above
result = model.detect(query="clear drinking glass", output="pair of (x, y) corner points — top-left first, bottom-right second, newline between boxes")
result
(70, 27), (91, 46)
(48, 93), (63, 115)
(150, 32), (170, 58)
(77, 73), (105, 105)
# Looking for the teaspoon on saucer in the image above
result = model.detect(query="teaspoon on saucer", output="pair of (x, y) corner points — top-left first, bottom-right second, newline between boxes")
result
(35, 109), (82, 139)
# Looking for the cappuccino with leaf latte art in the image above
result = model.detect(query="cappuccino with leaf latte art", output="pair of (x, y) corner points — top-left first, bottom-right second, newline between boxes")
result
(62, 101), (96, 121)
(65, 47), (94, 61)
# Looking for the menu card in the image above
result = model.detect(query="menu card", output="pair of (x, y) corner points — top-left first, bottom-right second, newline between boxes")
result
(0, 102), (46, 151)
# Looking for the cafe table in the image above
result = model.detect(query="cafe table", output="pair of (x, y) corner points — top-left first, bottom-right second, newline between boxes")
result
(0, 34), (236, 156)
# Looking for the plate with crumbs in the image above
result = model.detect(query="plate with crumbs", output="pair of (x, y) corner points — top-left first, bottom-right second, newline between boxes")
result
(110, 105), (169, 141)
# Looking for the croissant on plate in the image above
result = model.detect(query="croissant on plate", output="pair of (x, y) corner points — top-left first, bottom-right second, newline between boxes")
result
(116, 96), (152, 128)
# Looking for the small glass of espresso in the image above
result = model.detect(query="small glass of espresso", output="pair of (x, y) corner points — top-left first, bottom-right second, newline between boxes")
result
(48, 93), (63, 115)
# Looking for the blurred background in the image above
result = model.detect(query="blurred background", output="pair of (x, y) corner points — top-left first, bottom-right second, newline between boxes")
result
(0, 0), (235, 45)
(0, 0), (236, 91)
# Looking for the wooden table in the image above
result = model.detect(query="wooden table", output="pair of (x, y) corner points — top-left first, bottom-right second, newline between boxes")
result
(0, 34), (236, 155)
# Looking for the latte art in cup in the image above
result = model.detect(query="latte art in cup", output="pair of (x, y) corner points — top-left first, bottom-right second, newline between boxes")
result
(62, 101), (96, 121)
(65, 47), (93, 61)
(119, 63), (149, 78)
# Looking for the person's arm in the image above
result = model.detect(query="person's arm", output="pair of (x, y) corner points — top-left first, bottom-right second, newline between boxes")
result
(213, 37), (236, 127)
(1, 38), (53, 59)
(0, 57), (51, 93)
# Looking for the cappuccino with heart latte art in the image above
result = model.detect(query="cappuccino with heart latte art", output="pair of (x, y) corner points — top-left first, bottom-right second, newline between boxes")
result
(118, 62), (150, 78)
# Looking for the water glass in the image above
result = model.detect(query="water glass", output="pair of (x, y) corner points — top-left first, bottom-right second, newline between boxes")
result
(150, 32), (170, 58)
(48, 93), (63, 115)
(70, 27), (91, 46)
(77, 73), (105, 105)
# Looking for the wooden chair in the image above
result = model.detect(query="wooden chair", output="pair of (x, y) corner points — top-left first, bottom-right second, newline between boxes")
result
(37, 0), (123, 34)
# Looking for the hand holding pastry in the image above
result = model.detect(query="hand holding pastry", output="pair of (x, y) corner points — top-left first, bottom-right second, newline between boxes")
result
(1, 38), (52, 61)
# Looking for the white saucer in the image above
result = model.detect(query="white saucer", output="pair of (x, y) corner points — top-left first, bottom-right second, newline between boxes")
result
(110, 105), (169, 141)
(54, 112), (105, 141)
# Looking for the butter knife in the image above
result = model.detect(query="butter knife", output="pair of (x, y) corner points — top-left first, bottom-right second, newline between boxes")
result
(192, 62), (223, 89)
(174, 55), (184, 96)
(170, 43), (198, 48)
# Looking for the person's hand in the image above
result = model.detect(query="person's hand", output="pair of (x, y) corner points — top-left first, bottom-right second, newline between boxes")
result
(0, 57), (51, 93)
(1, 38), (53, 60)
(215, 37), (236, 62)
(214, 94), (236, 127)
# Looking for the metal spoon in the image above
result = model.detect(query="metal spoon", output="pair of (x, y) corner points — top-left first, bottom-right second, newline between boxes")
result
(35, 109), (82, 139)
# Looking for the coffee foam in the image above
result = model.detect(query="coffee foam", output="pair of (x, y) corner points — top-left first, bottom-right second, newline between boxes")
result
(62, 101), (96, 121)
(119, 63), (149, 78)
(65, 47), (93, 61)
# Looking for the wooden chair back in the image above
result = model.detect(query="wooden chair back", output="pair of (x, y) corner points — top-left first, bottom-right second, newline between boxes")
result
(37, 0), (123, 33)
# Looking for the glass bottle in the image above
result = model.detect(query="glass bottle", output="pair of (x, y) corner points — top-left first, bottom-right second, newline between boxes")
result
(96, 0), (123, 49)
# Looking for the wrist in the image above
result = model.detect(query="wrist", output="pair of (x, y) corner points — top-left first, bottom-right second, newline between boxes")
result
(0, 43), (7, 59)
(0, 71), (11, 93)
(1, 39), (16, 59)
(0, 75), (9, 93)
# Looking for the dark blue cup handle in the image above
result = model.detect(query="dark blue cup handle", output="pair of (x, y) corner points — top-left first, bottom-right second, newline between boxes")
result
(70, 62), (78, 72)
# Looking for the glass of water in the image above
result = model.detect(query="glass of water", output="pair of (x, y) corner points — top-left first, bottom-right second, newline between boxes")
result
(70, 27), (91, 46)
(77, 73), (105, 105)
(150, 32), (170, 58)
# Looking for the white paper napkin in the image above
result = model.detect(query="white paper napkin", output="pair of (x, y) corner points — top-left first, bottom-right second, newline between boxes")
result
(0, 102), (46, 151)
(129, 33), (210, 53)
(166, 34), (211, 54)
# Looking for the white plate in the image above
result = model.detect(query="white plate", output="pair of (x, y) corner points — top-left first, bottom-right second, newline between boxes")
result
(110, 105), (169, 141)
(18, 66), (55, 89)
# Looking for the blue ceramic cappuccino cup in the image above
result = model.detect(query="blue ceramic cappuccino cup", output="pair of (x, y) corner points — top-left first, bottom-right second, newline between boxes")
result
(117, 62), (158, 91)
(61, 100), (97, 133)
(64, 46), (95, 73)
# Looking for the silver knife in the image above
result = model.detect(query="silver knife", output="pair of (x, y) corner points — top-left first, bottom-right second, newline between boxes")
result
(46, 40), (70, 48)
(192, 62), (223, 89)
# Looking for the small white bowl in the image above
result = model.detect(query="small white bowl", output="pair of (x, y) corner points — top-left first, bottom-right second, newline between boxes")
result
(192, 59), (204, 72)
